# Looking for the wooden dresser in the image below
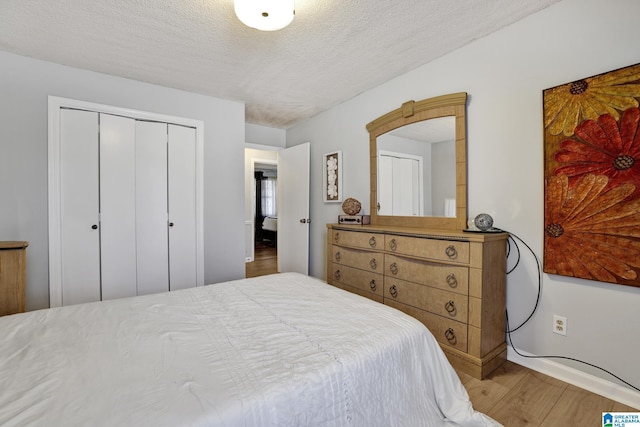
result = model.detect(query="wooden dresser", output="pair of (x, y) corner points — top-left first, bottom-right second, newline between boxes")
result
(0, 241), (29, 316)
(326, 224), (508, 379)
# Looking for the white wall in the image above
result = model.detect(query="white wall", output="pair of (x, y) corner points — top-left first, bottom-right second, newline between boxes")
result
(287, 0), (640, 402)
(0, 51), (246, 310)
(245, 123), (286, 148)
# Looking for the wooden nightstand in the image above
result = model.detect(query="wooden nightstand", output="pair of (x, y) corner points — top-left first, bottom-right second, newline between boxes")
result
(0, 241), (29, 316)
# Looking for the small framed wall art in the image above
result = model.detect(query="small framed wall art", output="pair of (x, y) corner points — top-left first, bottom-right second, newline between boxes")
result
(323, 150), (342, 203)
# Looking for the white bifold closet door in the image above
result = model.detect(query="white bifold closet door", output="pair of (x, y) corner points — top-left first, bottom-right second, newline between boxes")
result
(60, 109), (101, 305)
(135, 120), (169, 297)
(378, 154), (421, 216)
(167, 124), (197, 291)
(59, 109), (197, 306)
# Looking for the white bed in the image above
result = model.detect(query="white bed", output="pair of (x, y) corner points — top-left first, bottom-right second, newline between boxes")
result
(261, 216), (277, 246)
(262, 216), (277, 232)
(0, 273), (500, 427)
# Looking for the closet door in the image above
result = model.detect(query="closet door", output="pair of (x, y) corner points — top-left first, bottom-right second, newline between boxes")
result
(168, 124), (197, 290)
(393, 157), (418, 216)
(60, 109), (101, 305)
(99, 113), (137, 300)
(378, 153), (422, 216)
(378, 155), (393, 215)
(135, 121), (170, 295)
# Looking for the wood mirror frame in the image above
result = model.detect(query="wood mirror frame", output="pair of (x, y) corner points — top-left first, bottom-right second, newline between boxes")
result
(367, 92), (468, 230)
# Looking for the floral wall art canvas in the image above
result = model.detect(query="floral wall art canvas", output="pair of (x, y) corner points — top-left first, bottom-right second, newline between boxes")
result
(543, 63), (640, 287)
(323, 151), (342, 203)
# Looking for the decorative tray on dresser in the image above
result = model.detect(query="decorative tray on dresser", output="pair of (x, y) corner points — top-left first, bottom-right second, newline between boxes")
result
(326, 223), (508, 380)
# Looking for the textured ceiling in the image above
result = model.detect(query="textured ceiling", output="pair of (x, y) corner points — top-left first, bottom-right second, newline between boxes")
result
(0, 0), (559, 128)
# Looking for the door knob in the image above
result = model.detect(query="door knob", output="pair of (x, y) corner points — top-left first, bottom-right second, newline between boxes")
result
(91, 224), (98, 230)
(299, 219), (311, 223)
(169, 222), (174, 227)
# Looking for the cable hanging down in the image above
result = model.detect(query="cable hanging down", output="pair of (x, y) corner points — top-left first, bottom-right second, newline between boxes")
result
(496, 228), (640, 393)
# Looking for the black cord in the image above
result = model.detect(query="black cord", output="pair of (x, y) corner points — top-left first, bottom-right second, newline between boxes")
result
(495, 227), (640, 393)
(495, 229), (541, 333)
(506, 311), (640, 393)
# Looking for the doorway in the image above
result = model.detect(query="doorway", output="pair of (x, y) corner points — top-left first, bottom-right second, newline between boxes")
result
(245, 148), (278, 277)
(244, 143), (310, 277)
(247, 161), (278, 277)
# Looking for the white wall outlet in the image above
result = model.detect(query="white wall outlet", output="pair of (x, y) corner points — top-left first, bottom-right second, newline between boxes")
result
(553, 315), (567, 336)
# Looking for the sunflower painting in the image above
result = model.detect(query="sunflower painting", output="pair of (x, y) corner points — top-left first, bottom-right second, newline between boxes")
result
(543, 63), (640, 287)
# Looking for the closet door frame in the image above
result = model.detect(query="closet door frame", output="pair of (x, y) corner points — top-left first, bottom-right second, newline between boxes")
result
(48, 96), (205, 308)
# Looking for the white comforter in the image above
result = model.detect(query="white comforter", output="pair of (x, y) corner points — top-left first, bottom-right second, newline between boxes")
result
(0, 273), (500, 427)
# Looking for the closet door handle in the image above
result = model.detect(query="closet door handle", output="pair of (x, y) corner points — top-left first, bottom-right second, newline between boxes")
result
(91, 224), (98, 230)
(169, 222), (174, 227)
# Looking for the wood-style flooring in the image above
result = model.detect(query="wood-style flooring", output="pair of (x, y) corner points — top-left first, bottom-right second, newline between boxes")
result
(243, 248), (637, 424)
(245, 241), (277, 278)
(459, 360), (637, 426)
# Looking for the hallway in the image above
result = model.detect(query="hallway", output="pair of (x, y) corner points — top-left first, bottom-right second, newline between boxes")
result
(246, 241), (277, 278)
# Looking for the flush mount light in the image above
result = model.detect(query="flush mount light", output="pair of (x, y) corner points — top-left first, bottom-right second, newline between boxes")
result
(234, 0), (295, 31)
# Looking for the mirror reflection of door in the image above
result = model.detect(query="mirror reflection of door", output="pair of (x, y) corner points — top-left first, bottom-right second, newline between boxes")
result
(378, 151), (424, 216)
(376, 116), (456, 218)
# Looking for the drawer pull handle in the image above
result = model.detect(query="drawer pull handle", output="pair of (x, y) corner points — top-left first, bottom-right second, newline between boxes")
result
(445, 328), (457, 344)
(369, 280), (377, 291)
(370, 258), (377, 270)
(389, 238), (397, 251)
(334, 232), (340, 243)
(335, 251), (341, 262)
(445, 245), (458, 259)
(389, 285), (398, 298)
(389, 262), (399, 275)
(334, 270), (341, 281)
(369, 236), (377, 248)
(446, 273), (458, 288)
(445, 300), (456, 315)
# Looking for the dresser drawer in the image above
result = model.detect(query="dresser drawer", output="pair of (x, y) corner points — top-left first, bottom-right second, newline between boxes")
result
(385, 235), (469, 264)
(331, 282), (384, 304)
(385, 254), (469, 295)
(383, 277), (468, 323)
(329, 262), (384, 296)
(331, 245), (382, 273)
(385, 299), (468, 352)
(331, 229), (384, 251)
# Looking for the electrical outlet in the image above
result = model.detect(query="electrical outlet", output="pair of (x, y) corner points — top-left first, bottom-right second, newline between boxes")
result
(553, 315), (567, 336)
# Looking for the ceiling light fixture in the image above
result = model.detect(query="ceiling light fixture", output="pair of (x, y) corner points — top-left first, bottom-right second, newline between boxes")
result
(234, 0), (295, 31)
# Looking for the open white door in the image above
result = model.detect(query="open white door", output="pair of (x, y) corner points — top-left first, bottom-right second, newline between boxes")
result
(277, 142), (310, 274)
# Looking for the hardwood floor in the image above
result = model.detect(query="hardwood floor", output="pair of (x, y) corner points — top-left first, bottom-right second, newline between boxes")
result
(245, 241), (277, 278)
(244, 249), (638, 424)
(458, 360), (637, 426)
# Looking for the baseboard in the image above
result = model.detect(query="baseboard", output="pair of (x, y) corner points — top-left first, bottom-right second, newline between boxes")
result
(508, 347), (640, 410)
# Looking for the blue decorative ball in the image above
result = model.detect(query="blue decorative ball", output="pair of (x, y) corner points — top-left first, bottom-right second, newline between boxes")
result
(474, 213), (494, 231)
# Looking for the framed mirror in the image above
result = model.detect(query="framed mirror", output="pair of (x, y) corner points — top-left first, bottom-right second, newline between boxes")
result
(367, 92), (468, 230)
